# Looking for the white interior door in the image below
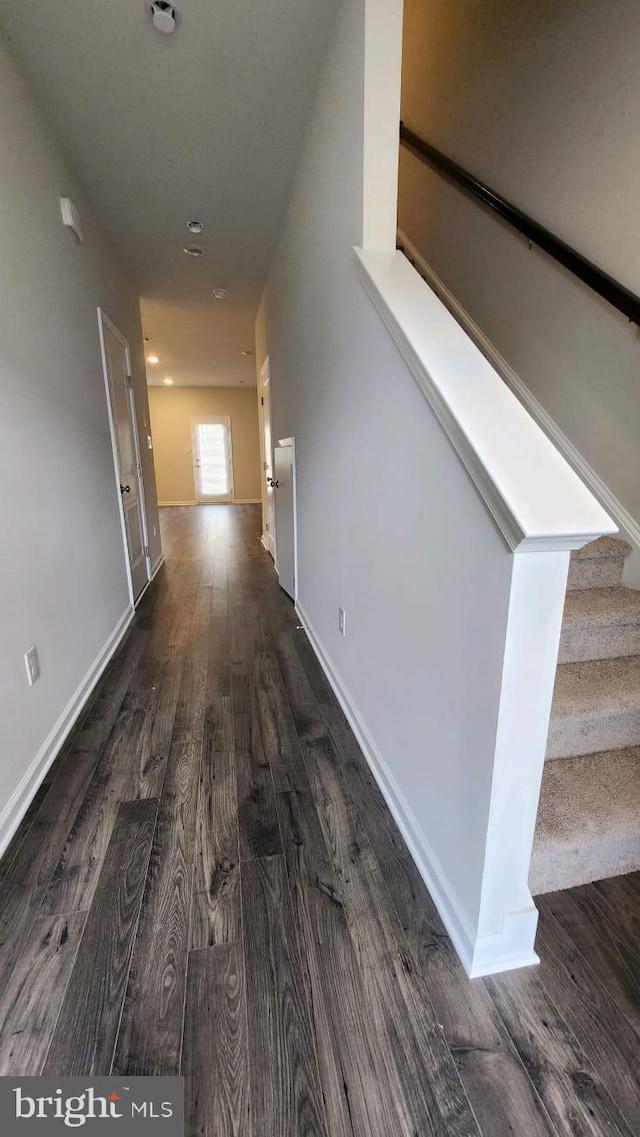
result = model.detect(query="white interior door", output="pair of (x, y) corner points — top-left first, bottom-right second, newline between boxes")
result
(259, 358), (276, 558)
(99, 312), (149, 602)
(193, 418), (234, 503)
(274, 439), (296, 600)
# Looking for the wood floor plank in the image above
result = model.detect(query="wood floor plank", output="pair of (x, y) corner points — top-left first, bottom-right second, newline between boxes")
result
(276, 787), (409, 1137)
(182, 945), (250, 1137)
(42, 798), (157, 1076)
(255, 651), (309, 792)
(535, 911), (640, 1134)
(0, 912), (87, 1074)
(39, 569), (195, 919)
(591, 872), (640, 955)
(233, 670), (281, 861)
(112, 599), (207, 1075)
(539, 887), (640, 1039)
(242, 854), (328, 1137)
(191, 738), (241, 948)
(0, 752), (107, 1000)
(486, 964), (636, 1136)
(39, 701), (158, 918)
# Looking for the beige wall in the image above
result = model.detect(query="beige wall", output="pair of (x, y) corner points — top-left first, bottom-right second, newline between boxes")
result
(148, 386), (262, 504)
(399, 0), (640, 552)
(0, 35), (160, 849)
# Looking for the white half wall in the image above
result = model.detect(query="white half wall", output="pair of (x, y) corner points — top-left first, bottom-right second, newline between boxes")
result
(256, 0), (611, 974)
(0, 37), (161, 851)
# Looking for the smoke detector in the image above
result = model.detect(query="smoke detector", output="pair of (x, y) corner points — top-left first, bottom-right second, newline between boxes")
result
(149, 2), (177, 34)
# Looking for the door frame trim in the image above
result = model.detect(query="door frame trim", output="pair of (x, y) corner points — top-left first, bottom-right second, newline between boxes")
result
(190, 414), (235, 503)
(276, 436), (298, 602)
(97, 308), (151, 606)
(258, 355), (275, 558)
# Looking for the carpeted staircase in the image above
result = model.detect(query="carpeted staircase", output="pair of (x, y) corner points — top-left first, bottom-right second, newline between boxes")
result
(530, 536), (640, 894)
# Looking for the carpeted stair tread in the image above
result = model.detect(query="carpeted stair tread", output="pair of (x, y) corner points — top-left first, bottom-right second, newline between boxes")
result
(530, 747), (640, 894)
(552, 656), (640, 717)
(559, 587), (640, 662)
(567, 536), (631, 591)
(547, 655), (640, 758)
(570, 536), (632, 562)
(563, 587), (640, 629)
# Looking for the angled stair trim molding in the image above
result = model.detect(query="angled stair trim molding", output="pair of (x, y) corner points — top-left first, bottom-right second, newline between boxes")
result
(355, 246), (615, 554)
(396, 230), (640, 558)
(0, 604), (135, 860)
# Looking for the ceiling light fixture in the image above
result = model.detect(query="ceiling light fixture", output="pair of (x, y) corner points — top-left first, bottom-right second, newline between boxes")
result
(240, 349), (254, 357)
(163, 377), (174, 385)
(187, 220), (204, 234)
(183, 244), (205, 257)
(147, 354), (159, 364)
(212, 288), (227, 300)
(149, 1), (177, 35)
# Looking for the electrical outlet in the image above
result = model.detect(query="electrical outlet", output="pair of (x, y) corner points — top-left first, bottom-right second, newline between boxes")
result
(153, 525), (157, 539)
(338, 607), (346, 636)
(24, 646), (41, 686)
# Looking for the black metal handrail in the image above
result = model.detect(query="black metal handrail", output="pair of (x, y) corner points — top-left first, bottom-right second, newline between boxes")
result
(399, 122), (640, 325)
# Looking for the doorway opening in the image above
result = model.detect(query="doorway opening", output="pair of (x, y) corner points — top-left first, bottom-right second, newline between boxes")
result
(192, 417), (234, 503)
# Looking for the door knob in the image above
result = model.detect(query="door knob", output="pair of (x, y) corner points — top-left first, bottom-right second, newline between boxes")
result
(120, 483), (131, 494)
(271, 480), (279, 488)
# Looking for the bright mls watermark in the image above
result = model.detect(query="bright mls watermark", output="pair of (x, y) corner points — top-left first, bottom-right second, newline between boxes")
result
(1, 1077), (184, 1133)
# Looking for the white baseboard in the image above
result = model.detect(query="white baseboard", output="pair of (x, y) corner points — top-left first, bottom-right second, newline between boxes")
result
(295, 601), (534, 977)
(134, 555), (165, 607)
(0, 605), (135, 860)
(158, 500), (197, 507)
(396, 230), (640, 558)
(234, 498), (262, 505)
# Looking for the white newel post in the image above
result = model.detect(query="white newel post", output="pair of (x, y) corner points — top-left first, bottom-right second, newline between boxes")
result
(470, 545), (573, 975)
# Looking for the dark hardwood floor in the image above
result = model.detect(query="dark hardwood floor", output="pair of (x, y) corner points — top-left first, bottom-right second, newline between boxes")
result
(1, 504), (639, 1135)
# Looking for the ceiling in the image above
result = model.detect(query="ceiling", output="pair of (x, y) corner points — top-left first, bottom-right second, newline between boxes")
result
(0, 0), (340, 386)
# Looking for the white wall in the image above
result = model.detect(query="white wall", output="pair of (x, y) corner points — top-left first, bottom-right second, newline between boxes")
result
(257, 0), (517, 956)
(399, 0), (640, 561)
(0, 38), (160, 847)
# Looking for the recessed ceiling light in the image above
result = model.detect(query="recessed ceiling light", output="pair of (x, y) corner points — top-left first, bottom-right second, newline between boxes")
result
(240, 349), (254, 357)
(147, 354), (159, 364)
(163, 377), (174, 385)
(183, 244), (205, 257)
(187, 220), (204, 234)
(212, 288), (227, 299)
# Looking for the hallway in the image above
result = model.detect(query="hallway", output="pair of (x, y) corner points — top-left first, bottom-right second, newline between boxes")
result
(0, 506), (639, 1135)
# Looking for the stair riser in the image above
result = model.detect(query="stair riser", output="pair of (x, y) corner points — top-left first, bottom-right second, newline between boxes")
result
(567, 557), (625, 591)
(547, 713), (640, 760)
(530, 843), (640, 895)
(559, 624), (640, 664)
